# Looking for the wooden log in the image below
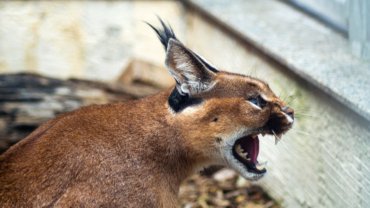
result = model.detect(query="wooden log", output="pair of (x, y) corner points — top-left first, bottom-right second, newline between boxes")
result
(0, 73), (160, 153)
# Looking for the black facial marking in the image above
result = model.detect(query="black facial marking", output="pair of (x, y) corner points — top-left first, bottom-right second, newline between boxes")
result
(215, 137), (222, 143)
(168, 88), (202, 112)
(212, 117), (218, 122)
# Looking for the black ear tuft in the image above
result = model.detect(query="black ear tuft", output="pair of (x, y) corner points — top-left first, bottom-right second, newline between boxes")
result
(146, 17), (177, 50)
(147, 17), (219, 74)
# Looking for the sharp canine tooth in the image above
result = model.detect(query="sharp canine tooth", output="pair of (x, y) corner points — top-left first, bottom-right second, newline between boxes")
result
(272, 130), (281, 145)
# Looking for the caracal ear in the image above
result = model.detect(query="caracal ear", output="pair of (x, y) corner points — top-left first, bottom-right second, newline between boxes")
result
(165, 39), (216, 96)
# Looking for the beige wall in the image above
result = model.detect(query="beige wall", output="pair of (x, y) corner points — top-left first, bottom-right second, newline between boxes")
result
(0, 1), (185, 81)
(186, 12), (370, 208)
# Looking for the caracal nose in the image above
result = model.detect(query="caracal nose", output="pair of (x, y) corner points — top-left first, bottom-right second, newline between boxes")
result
(282, 106), (294, 120)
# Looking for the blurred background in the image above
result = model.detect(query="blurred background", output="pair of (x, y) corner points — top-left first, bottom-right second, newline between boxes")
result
(0, 0), (369, 207)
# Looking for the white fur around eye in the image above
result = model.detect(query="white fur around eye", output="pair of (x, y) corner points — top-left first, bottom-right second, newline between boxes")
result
(247, 101), (262, 110)
(260, 94), (270, 102)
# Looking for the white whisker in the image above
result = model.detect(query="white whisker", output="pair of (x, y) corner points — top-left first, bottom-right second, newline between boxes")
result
(294, 113), (319, 118)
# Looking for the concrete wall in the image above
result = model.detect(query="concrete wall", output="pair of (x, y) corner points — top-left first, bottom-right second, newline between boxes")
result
(0, 1), (185, 81)
(186, 13), (370, 208)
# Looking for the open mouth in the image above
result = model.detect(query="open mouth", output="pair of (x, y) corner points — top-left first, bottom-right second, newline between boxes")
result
(232, 135), (266, 175)
(224, 115), (293, 181)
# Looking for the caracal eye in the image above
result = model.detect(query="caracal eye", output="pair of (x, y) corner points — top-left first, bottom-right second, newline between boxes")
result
(247, 95), (267, 109)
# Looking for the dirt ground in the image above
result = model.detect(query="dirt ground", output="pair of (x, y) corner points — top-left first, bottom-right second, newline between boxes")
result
(179, 168), (280, 208)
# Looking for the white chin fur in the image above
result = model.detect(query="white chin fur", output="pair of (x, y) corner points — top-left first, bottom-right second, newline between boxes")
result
(222, 134), (265, 181)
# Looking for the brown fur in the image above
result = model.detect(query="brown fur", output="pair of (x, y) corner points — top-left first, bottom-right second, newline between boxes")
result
(1, 93), (186, 207)
(0, 22), (294, 207)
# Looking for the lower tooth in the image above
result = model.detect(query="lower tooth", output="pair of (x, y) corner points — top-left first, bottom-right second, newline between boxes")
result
(256, 162), (267, 170)
(256, 165), (264, 170)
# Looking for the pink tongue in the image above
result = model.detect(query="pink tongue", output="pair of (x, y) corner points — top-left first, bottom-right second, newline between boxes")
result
(243, 136), (259, 164)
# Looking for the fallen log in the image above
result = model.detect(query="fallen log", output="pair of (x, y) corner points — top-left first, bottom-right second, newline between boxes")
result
(0, 73), (161, 153)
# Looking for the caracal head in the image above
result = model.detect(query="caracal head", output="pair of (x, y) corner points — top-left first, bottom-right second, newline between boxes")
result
(149, 19), (294, 180)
